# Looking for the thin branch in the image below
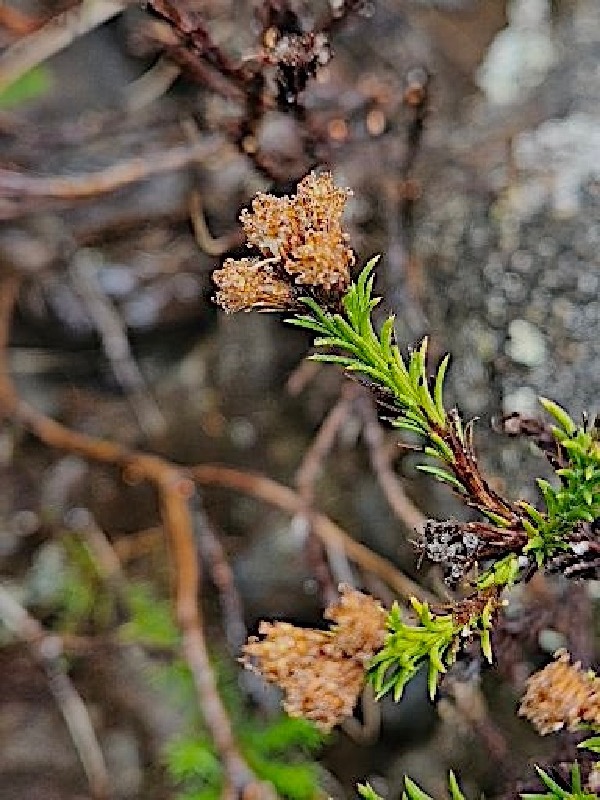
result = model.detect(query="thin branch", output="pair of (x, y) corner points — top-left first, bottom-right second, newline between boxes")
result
(295, 387), (357, 602)
(0, 278), (436, 790)
(285, 358), (322, 397)
(357, 393), (426, 534)
(295, 388), (355, 503)
(445, 679), (509, 768)
(0, 276), (271, 798)
(0, 137), (222, 202)
(125, 56), (181, 112)
(69, 508), (125, 584)
(193, 499), (247, 654)
(113, 525), (164, 562)
(0, 0), (127, 93)
(189, 189), (243, 257)
(182, 117), (244, 257)
(158, 472), (273, 797)
(69, 249), (166, 439)
(145, 0), (250, 94)
(0, 583), (111, 799)
(192, 464), (434, 603)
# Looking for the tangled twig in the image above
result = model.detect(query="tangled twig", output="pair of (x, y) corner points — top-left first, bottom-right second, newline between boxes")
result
(0, 583), (111, 799)
(0, 276), (270, 798)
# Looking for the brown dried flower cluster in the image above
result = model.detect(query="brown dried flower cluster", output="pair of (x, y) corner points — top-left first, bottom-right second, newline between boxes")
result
(242, 585), (387, 732)
(519, 649), (600, 734)
(213, 172), (354, 312)
(212, 257), (294, 314)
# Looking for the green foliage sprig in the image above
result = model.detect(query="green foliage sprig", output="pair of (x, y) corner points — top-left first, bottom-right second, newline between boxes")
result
(119, 583), (325, 800)
(522, 764), (598, 800)
(37, 530), (325, 800)
(290, 259), (599, 580)
(212, 172), (600, 797)
(359, 770), (466, 800)
(359, 764), (599, 800)
(520, 399), (600, 565)
(289, 258), (457, 486)
(166, 715), (324, 800)
(367, 595), (495, 702)
(288, 256), (599, 703)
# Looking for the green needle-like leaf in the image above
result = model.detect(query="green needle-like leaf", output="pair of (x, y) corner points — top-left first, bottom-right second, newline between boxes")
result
(448, 772), (467, 800)
(539, 397), (577, 436)
(434, 353), (450, 421)
(415, 464), (465, 491)
(403, 777), (435, 800)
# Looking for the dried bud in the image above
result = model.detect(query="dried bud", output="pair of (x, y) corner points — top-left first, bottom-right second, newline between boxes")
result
(418, 520), (480, 586)
(242, 586), (386, 732)
(519, 649), (600, 734)
(418, 519), (528, 587)
(263, 31), (331, 106)
(213, 257), (296, 313)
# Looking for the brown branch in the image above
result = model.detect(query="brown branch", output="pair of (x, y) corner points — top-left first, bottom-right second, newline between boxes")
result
(0, 276), (435, 797)
(146, 0), (250, 89)
(158, 473), (273, 797)
(143, 19), (246, 103)
(0, 2), (43, 35)
(0, 0), (127, 93)
(295, 388), (357, 601)
(113, 526), (164, 562)
(189, 189), (244, 257)
(445, 410), (519, 526)
(0, 137), (222, 203)
(0, 583), (111, 799)
(192, 464), (434, 603)
(194, 502), (247, 654)
(0, 279), (425, 604)
(69, 250), (166, 439)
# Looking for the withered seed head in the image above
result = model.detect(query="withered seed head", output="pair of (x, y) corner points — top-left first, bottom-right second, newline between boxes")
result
(214, 171), (355, 313)
(519, 649), (600, 735)
(241, 586), (386, 732)
(241, 171), (354, 292)
(213, 257), (295, 313)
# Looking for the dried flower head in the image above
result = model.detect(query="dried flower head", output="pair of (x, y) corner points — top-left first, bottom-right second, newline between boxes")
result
(242, 585), (386, 732)
(213, 172), (354, 313)
(213, 257), (295, 313)
(519, 649), (600, 734)
(263, 30), (331, 107)
(243, 171), (354, 292)
(418, 520), (528, 587)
